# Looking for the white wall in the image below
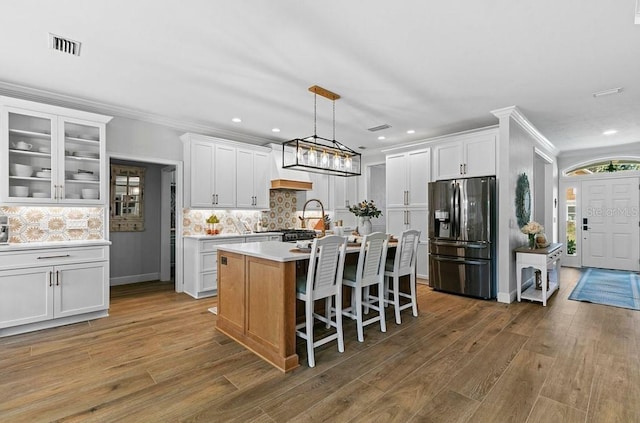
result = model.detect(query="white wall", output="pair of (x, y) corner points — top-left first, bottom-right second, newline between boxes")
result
(494, 108), (558, 303)
(106, 117), (184, 161)
(110, 160), (163, 285)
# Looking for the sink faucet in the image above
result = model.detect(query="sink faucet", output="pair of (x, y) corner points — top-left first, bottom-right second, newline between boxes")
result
(301, 198), (325, 237)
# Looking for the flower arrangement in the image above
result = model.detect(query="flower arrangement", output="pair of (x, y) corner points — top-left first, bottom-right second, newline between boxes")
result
(521, 221), (544, 248)
(348, 200), (382, 218)
(520, 221), (544, 235)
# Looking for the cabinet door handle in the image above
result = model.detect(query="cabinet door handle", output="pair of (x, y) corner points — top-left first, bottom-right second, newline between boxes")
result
(55, 270), (60, 286)
(460, 164), (463, 175)
(216, 194), (219, 205)
(463, 163), (467, 174)
(37, 254), (71, 259)
(345, 200), (349, 208)
(53, 185), (58, 200)
(407, 210), (410, 225)
(60, 185), (64, 199)
(49, 271), (53, 287)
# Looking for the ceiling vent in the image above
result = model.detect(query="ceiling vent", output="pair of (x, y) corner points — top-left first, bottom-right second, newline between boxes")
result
(367, 124), (391, 132)
(49, 33), (81, 56)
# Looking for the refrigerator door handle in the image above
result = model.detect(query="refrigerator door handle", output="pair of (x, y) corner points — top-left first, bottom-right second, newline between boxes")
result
(453, 182), (460, 238)
(431, 255), (486, 266)
(432, 240), (489, 249)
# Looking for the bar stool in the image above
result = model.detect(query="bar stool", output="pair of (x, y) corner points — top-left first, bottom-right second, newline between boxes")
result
(341, 232), (389, 342)
(295, 235), (348, 367)
(384, 229), (420, 324)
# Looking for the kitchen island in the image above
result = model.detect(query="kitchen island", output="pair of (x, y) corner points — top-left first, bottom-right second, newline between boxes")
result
(215, 241), (309, 372)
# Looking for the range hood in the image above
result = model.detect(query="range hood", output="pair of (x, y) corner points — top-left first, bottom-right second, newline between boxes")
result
(268, 143), (313, 190)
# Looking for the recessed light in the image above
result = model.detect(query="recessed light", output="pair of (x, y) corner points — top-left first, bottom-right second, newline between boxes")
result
(592, 87), (623, 98)
(231, 117), (242, 123)
(377, 136), (386, 140)
(407, 130), (415, 134)
(603, 129), (617, 135)
(271, 128), (280, 133)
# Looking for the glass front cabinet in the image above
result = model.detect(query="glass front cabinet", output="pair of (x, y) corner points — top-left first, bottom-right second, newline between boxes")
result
(1, 96), (112, 204)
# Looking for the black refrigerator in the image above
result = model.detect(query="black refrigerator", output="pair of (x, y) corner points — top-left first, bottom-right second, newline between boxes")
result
(428, 176), (496, 299)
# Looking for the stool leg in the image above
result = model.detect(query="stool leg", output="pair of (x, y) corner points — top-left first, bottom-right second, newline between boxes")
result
(393, 275), (401, 324)
(355, 286), (364, 342)
(378, 279), (387, 333)
(410, 273), (418, 317)
(306, 299), (315, 367)
(336, 292), (344, 353)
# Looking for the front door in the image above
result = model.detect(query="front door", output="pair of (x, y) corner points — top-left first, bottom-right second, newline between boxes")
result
(582, 177), (639, 271)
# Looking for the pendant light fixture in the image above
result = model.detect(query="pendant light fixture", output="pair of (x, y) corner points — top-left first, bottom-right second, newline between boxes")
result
(282, 85), (361, 177)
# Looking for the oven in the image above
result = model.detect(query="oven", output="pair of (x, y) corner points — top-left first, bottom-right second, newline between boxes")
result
(278, 229), (317, 243)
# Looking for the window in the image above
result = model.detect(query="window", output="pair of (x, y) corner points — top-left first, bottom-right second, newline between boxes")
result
(110, 164), (145, 231)
(565, 187), (576, 256)
(565, 159), (640, 176)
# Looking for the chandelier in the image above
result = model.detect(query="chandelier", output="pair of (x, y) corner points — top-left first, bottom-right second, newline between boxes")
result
(282, 85), (361, 177)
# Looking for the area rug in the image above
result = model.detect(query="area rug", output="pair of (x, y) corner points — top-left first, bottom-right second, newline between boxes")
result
(569, 268), (640, 310)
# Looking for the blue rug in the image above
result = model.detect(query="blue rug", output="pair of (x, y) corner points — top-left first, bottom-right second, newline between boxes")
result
(569, 268), (640, 310)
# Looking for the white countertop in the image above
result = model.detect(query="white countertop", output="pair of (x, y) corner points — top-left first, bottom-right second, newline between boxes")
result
(0, 239), (111, 252)
(216, 240), (311, 262)
(184, 232), (282, 240)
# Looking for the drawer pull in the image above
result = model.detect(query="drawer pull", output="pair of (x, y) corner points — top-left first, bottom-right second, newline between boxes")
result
(37, 254), (71, 259)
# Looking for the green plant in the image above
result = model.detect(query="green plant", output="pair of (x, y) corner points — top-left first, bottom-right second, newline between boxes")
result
(348, 200), (382, 218)
(567, 239), (576, 255)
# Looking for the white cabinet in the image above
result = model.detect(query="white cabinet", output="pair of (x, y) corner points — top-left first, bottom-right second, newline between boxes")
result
(1, 96), (112, 204)
(332, 176), (358, 210)
(185, 139), (237, 208)
(386, 148), (430, 278)
(182, 133), (271, 210)
(304, 172), (331, 211)
(386, 149), (430, 208)
(236, 148), (270, 209)
(434, 131), (496, 180)
(184, 235), (279, 298)
(0, 244), (110, 336)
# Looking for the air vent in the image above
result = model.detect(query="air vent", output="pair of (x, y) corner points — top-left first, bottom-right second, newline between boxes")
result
(49, 33), (81, 56)
(367, 124), (391, 132)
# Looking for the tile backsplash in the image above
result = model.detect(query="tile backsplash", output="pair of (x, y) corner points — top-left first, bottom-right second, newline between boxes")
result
(0, 206), (104, 243)
(182, 190), (300, 235)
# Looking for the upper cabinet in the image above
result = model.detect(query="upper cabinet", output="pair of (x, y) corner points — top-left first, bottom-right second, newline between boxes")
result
(386, 148), (430, 209)
(332, 175), (358, 210)
(434, 130), (496, 180)
(236, 148), (269, 209)
(182, 133), (270, 210)
(1, 96), (112, 204)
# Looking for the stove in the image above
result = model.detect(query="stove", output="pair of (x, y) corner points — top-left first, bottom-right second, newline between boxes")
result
(278, 229), (317, 242)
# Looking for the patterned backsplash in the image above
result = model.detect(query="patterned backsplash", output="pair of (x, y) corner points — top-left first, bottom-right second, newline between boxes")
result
(0, 206), (104, 243)
(182, 190), (300, 235)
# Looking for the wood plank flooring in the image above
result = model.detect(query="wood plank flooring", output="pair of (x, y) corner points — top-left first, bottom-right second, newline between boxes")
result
(2, 268), (640, 422)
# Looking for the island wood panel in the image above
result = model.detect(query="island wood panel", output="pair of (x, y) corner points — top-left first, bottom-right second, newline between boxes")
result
(217, 251), (245, 334)
(216, 250), (299, 373)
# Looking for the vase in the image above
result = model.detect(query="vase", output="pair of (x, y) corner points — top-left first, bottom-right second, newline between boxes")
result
(528, 233), (536, 249)
(358, 216), (372, 236)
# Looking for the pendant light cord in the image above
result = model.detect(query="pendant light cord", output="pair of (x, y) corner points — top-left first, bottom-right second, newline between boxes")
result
(313, 93), (317, 138)
(332, 100), (336, 141)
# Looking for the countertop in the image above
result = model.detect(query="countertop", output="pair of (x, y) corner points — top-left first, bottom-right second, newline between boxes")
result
(216, 241), (306, 262)
(0, 239), (112, 252)
(183, 232), (282, 240)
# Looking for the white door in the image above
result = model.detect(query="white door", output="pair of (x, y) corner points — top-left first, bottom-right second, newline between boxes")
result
(407, 149), (430, 208)
(386, 153), (407, 207)
(434, 142), (463, 180)
(236, 149), (255, 208)
(213, 144), (237, 208)
(189, 141), (215, 207)
(0, 267), (53, 328)
(253, 151), (270, 209)
(582, 177), (639, 271)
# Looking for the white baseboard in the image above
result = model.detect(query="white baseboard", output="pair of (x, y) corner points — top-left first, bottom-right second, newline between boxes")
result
(110, 272), (160, 286)
(497, 291), (515, 304)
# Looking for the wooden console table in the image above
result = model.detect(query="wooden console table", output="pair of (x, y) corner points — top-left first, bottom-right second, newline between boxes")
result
(515, 243), (563, 306)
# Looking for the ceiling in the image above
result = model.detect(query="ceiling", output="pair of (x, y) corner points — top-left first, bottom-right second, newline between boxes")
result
(1, 1), (639, 154)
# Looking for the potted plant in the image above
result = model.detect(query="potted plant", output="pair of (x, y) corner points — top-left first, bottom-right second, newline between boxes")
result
(520, 221), (544, 249)
(348, 200), (382, 236)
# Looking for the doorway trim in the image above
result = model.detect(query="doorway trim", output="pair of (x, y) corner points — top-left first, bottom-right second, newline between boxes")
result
(107, 152), (184, 293)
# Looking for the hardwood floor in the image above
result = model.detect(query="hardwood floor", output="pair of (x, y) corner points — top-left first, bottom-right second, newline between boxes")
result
(2, 268), (640, 422)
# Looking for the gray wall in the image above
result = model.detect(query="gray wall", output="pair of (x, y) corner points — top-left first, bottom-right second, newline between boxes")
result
(109, 160), (163, 285)
(107, 117), (183, 161)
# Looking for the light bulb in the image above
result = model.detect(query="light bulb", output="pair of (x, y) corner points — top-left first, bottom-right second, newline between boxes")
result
(308, 147), (317, 165)
(297, 146), (304, 162)
(333, 152), (341, 169)
(345, 154), (352, 170)
(321, 149), (329, 167)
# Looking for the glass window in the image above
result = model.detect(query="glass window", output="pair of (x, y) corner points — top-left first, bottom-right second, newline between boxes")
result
(565, 159), (640, 176)
(565, 187), (576, 256)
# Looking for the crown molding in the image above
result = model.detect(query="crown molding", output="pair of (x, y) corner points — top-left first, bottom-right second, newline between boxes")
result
(491, 105), (558, 155)
(0, 80), (276, 146)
